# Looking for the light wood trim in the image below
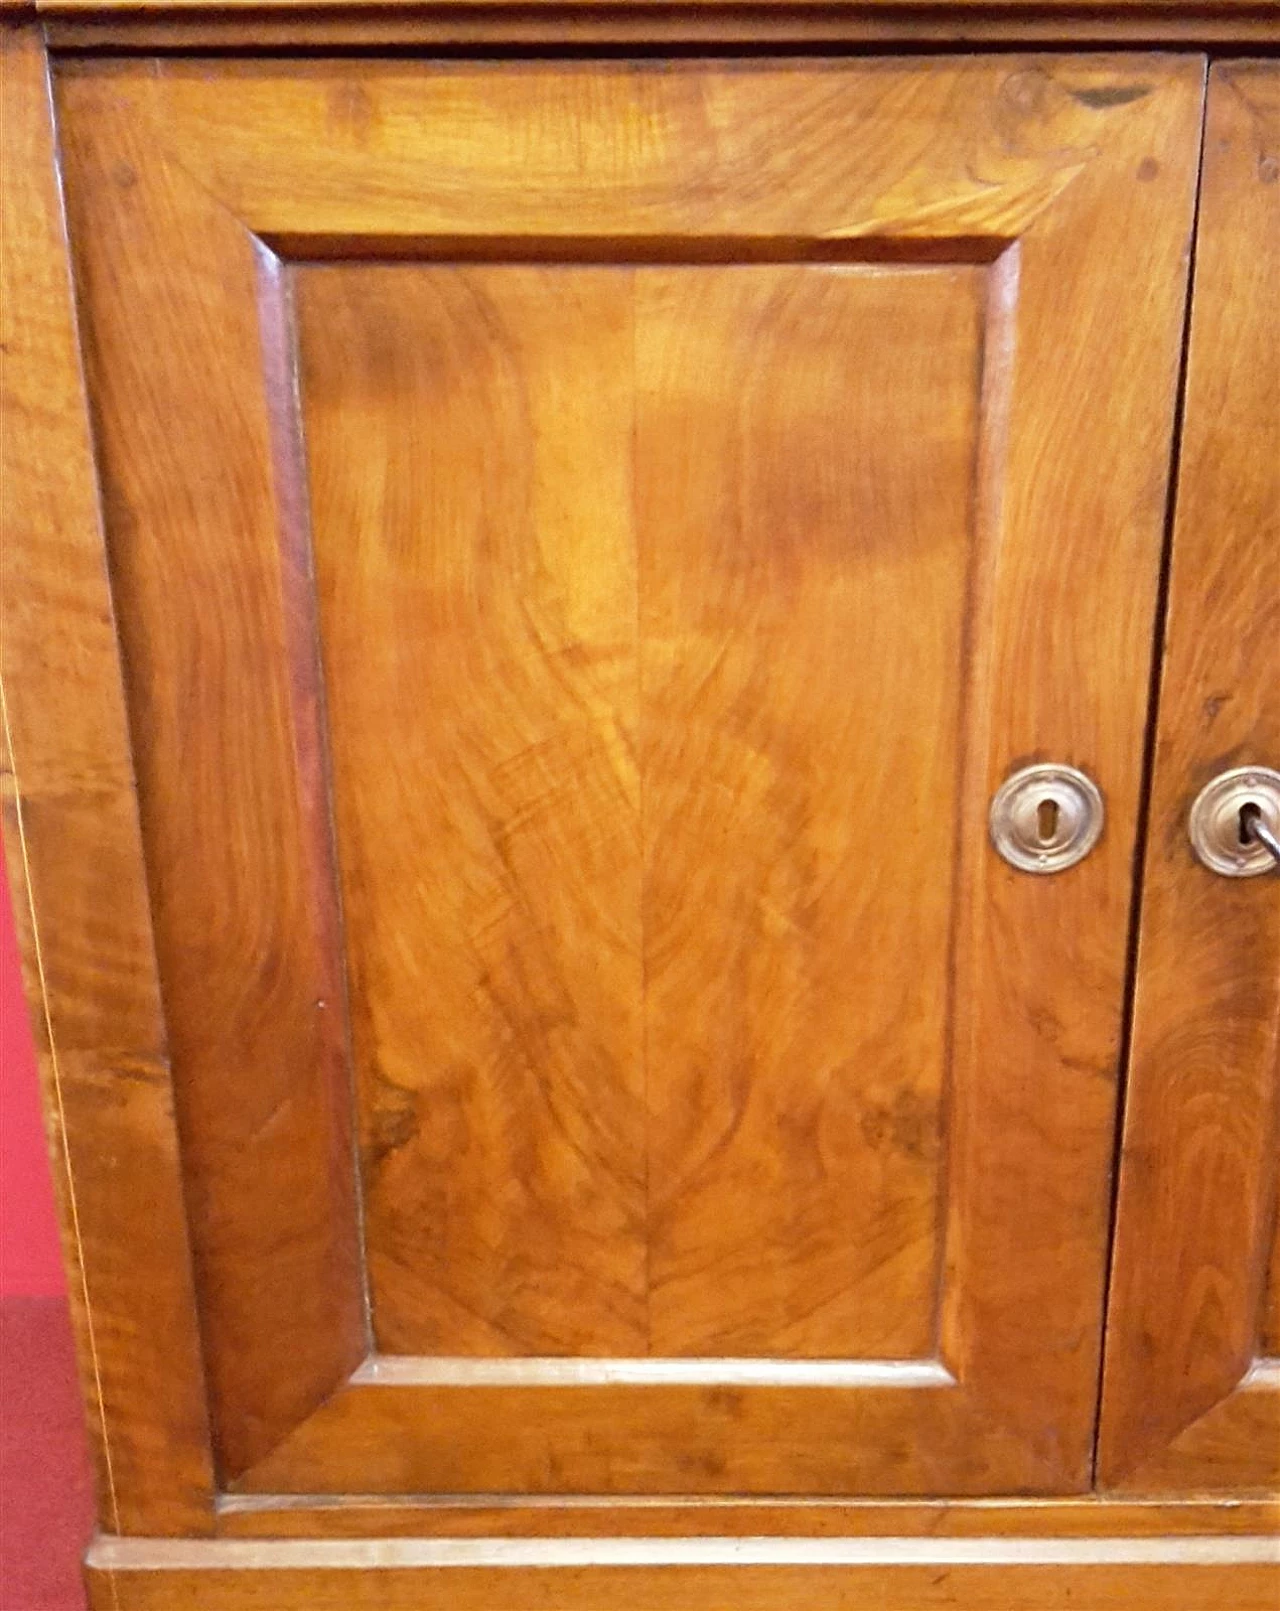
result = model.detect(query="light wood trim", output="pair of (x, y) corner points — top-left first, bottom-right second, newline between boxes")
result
(83, 1533), (1280, 1611)
(215, 1492), (1280, 1540)
(0, 20), (215, 1536)
(85, 1533), (1280, 1567)
(352, 1357), (953, 1388)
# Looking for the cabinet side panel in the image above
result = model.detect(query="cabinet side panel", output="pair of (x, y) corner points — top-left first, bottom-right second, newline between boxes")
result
(1100, 61), (1280, 1490)
(0, 26), (215, 1533)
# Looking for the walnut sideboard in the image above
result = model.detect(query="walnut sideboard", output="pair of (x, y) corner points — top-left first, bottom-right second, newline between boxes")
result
(2, 4), (1278, 1606)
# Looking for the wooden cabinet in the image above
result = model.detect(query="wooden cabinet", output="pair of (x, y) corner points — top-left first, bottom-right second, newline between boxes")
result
(2, 13), (1277, 1610)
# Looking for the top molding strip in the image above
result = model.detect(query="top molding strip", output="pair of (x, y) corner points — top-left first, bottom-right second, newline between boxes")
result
(15, 0), (1280, 50)
(32, 16), (1280, 52)
(28, 0), (1280, 15)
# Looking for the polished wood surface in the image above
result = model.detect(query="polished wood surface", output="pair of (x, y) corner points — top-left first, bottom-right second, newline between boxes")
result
(42, 11), (1280, 47)
(636, 264), (974, 1359)
(1098, 60), (1280, 1494)
(51, 53), (1202, 1498)
(37, 0), (1277, 13)
(32, 0), (1280, 51)
(0, 21), (215, 1535)
(11, 30), (1278, 1603)
(215, 1493), (1280, 1539)
(297, 265), (649, 1361)
(296, 260), (980, 1361)
(53, 58), (1182, 254)
(53, 67), (369, 1484)
(46, 52), (1203, 1500)
(82, 1534), (1280, 1611)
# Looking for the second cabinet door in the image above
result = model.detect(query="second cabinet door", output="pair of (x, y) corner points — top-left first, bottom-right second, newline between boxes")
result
(55, 54), (1202, 1497)
(1100, 60), (1280, 1495)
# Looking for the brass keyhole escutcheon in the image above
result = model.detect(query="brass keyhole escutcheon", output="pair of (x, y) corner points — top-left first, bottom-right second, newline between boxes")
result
(988, 764), (1105, 874)
(1188, 767), (1280, 877)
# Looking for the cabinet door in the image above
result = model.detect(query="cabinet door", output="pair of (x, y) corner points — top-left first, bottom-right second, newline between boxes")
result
(36, 56), (1200, 1512)
(1099, 62), (1280, 1492)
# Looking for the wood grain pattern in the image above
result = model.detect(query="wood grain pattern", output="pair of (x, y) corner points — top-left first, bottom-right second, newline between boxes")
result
(54, 71), (368, 1481)
(637, 265), (980, 1357)
(296, 261), (979, 1363)
(1098, 60), (1280, 1493)
(232, 1372), (1053, 1496)
(0, 21), (215, 1535)
(42, 55), (1204, 1501)
(935, 58), (1205, 1480)
(61, 58), (1169, 253)
(297, 265), (647, 1358)
(215, 1492), (1280, 1539)
(81, 1535), (1280, 1611)
(1116, 1363), (1280, 1490)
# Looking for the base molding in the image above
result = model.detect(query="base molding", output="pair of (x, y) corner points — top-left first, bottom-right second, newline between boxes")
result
(215, 1490), (1280, 1539)
(86, 1532), (1280, 1610)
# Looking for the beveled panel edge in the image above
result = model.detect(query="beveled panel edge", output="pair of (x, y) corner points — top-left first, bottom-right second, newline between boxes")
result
(49, 51), (371, 1483)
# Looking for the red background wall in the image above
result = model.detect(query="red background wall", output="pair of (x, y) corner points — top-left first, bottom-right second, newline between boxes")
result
(0, 873), (65, 1296)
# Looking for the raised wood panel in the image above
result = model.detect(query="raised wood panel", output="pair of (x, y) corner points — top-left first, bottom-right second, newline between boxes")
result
(297, 265), (648, 1359)
(54, 69), (368, 1482)
(1098, 60), (1280, 1493)
(48, 55), (1203, 1498)
(296, 261), (981, 1363)
(636, 264), (979, 1358)
(0, 22), (215, 1535)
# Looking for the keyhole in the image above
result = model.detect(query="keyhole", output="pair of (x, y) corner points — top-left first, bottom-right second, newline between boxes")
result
(1239, 800), (1263, 847)
(1037, 796), (1060, 844)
